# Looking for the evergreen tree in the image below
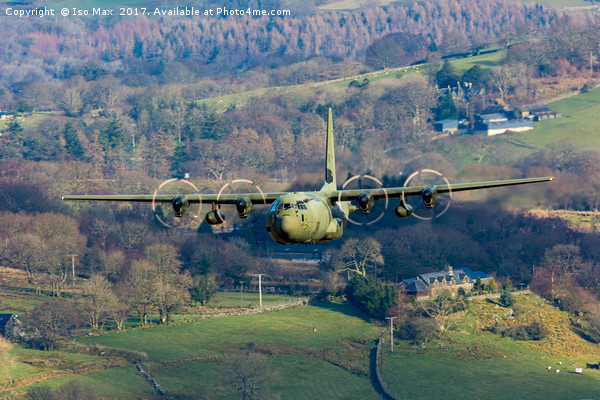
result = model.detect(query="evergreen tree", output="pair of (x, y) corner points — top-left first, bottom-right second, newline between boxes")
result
(99, 114), (125, 150)
(190, 274), (218, 306)
(499, 287), (515, 307)
(5, 118), (23, 137)
(345, 274), (396, 320)
(171, 143), (187, 177)
(63, 122), (85, 159)
(436, 92), (458, 120)
(436, 61), (460, 88)
(462, 65), (487, 87)
(201, 105), (225, 141)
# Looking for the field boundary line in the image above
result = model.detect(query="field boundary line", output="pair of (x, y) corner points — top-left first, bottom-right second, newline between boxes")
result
(375, 328), (398, 400)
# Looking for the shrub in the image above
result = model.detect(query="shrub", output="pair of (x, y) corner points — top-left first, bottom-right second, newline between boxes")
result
(345, 274), (396, 320)
(486, 321), (548, 341)
(396, 317), (441, 345)
(499, 288), (515, 308)
(25, 385), (54, 400)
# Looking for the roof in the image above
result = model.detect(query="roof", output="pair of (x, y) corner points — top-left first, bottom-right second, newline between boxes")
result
(520, 103), (553, 113)
(435, 119), (458, 127)
(478, 119), (533, 130)
(481, 105), (511, 114)
(403, 277), (429, 293)
(479, 113), (508, 123)
(402, 268), (490, 294)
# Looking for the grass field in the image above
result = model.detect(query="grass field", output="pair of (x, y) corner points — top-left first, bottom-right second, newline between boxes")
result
(512, 87), (600, 150)
(3, 294), (600, 398)
(75, 302), (381, 399)
(381, 344), (600, 400)
(381, 294), (600, 400)
(202, 291), (303, 309)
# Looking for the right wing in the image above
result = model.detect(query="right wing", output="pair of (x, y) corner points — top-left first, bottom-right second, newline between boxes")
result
(61, 192), (287, 205)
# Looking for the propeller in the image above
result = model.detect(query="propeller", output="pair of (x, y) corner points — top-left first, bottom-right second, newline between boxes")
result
(340, 174), (389, 226)
(402, 169), (452, 220)
(152, 178), (203, 229)
(213, 178), (267, 229)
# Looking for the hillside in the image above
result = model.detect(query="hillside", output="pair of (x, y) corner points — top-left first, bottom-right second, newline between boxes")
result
(1, 293), (600, 399)
(381, 293), (600, 400)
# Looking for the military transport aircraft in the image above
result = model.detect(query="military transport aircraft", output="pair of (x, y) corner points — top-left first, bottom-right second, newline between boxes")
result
(63, 109), (554, 245)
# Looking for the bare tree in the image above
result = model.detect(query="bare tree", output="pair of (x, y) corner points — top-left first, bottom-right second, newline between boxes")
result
(421, 289), (464, 332)
(30, 214), (86, 297)
(79, 274), (115, 331)
(127, 259), (155, 327)
(222, 350), (276, 400)
(128, 245), (192, 325)
(145, 244), (192, 324)
(2, 233), (45, 293)
(335, 238), (384, 277)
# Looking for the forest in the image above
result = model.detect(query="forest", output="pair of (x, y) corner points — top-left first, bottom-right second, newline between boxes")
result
(1, 0), (600, 344)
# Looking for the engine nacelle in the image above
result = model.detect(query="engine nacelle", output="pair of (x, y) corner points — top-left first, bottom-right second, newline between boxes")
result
(357, 192), (375, 214)
(205, 210), (225, 225)
(394, 203), (413, 218)
(172, 195), (189, 218)
(235, 197), (252, 218)
(421, 186), (438, 208)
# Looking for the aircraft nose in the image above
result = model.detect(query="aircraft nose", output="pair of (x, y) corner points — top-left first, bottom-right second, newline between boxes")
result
(280, 215), (299, 234)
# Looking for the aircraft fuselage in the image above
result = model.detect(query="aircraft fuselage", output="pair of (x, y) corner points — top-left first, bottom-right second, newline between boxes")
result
(266, 193), (349, 244)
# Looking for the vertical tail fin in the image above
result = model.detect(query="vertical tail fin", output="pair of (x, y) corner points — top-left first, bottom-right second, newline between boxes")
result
(323, 108), (337, 191)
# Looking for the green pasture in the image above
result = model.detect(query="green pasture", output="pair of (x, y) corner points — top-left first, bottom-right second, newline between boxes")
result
(12, 366), (157, 399)
(195, 86), (289, 112)
(381, 341), (600, 400)
(512, 87), (600, 150)
(382, 294), (600, 400)
(79, 303), (379, 361)
(433, 86), (600, 172)
(147, 355), (377, 399)
(0, 290), (49, 315)
(202, 291), (303, 309)
(451, 50), (505, 73)
(73, 303), (381, 398)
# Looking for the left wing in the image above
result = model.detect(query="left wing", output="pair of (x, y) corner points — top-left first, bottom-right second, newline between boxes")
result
(323, 176), (554, 213)
(325, 176), (555, 201)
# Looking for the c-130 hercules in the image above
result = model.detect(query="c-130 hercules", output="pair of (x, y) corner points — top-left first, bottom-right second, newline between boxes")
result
(63, 109), (554, 245)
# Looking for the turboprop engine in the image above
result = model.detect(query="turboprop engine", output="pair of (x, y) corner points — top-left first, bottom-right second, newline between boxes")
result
(172, 195), (189, 217)
(421, 186), (438, 208)
(357, 192), (375, 214)
(235, 197), (252, 218)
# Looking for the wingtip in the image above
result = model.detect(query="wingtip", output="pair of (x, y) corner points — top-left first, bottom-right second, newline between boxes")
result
(549, 177), (555, 181)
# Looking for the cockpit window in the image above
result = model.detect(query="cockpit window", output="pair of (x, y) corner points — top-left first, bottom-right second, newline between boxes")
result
(283, 203), (293, 210)
(270, 199), (280, 212)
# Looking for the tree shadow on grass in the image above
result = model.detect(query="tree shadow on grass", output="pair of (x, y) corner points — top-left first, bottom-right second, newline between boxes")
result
(310, 300), (371, 322)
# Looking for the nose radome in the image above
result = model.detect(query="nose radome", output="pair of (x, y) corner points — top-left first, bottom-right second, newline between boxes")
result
(280, 215), (299, 234)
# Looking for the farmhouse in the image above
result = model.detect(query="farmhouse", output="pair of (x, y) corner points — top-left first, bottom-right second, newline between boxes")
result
(517, 103), (556, 121)
(402, 266), (492, 299)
